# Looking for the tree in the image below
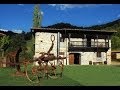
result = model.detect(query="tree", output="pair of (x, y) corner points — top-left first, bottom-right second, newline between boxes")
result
(33, 4), (42, 28)
(24, 32), (32, 40)
(0, 35), (10, 57)
(7, 33), (26, 52)
(111, 35), (120, 50)
(31, 4), (42, 59)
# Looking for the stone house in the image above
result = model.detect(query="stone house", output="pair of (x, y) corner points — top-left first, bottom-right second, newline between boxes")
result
(31, 28), (116, 65)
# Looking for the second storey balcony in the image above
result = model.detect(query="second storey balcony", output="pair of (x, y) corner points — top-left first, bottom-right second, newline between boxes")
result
(68, 41), (109, 52)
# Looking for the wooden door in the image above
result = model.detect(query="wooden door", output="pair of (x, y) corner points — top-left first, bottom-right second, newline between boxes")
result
(69, 54), (74, 65)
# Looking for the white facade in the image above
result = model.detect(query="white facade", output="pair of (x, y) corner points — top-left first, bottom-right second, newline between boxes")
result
(34, 31), (112, 65)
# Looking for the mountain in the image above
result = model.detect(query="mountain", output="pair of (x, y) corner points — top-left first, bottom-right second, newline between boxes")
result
(0, 29), (17, 37)
(44, 19), (120, 32)
(85, 19), (120, 32)
(44, 22), (84, 29)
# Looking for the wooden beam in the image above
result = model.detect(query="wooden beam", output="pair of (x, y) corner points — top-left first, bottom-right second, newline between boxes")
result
(83, 34), (86, 47)
(108, 35), (109, 47)
(94, 38), (95, 47)
(68, 33), (71, 42)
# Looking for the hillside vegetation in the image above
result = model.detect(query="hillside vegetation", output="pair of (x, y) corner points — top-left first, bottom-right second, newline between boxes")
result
(86, 19), (120, 50)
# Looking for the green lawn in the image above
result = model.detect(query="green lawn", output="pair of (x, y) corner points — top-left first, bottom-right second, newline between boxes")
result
(1, 65), (120, 86)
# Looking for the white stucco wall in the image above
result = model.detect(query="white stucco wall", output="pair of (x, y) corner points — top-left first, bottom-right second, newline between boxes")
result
(34, 32), (112, 65)
(35, 32), (57, 56)
(59, 38), (69, 65)
(80, 52), (106, 65)
(116, 53), (120, 59)
(67, 38), (111, 65)
(34, 32), (58, 65)
(106, 40), (111, 65)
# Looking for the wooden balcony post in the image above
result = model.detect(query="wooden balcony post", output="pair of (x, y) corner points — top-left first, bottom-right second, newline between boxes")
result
(108, 35), (109, 47)
(83, 34), (86, 47)
(57, 32), (60, 64)
(97, 35), (98, 47)
(94, 38), (95, 47)
(105, 38), (106, 47)
(68, 33), (71, 42)
(68, 33), (71, 47)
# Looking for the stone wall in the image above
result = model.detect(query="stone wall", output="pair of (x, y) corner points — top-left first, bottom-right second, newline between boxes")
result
(35, 32), (58, 65)
(81, 52), (106, 65)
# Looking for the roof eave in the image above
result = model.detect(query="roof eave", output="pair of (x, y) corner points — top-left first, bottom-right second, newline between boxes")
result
(31, 28), (117, 33)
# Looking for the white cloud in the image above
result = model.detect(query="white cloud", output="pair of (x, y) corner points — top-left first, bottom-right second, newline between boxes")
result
(49, 4), (56, 7)
(41, 11), (44, 15)
(0, 28), (23, 33)
(12, 29), (23, 33)
(0, 29), (8, 32)
(17, 4), (24, 6)
(98, 20), (102, 23)
(48, 4), (113, 10)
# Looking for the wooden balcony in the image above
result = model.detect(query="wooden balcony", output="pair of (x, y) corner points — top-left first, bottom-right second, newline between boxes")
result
(68, 41), (109, 52)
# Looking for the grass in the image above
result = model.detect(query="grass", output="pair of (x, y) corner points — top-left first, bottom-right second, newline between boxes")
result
(1, 65), (120, 86)
(64, 65), (120, 86)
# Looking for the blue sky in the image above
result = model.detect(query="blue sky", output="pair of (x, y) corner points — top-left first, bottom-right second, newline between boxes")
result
(0, 4), (120, 33)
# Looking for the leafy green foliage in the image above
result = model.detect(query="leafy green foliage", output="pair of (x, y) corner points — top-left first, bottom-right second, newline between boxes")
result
(7, 33), (26, 51)
(111, 35), (120, 50)
(4, 32), (27, 61)
(85, 19), (120, 30)
(24, 32), (32, 40)
(33, 4), (42, 28)
(25, 39), (34, 60)
(0, 35), (10, 57)
(32, 4), (42, 58)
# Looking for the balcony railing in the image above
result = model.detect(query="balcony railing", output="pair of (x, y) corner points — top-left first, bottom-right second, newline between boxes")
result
(68, 41), (109, 48)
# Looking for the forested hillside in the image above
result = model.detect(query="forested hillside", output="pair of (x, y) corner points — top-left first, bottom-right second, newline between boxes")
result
(44, 22), (84, 29)
(0, 30), (33, 60)
(86, 19), (120, 50)
(85, 19), (120, 31)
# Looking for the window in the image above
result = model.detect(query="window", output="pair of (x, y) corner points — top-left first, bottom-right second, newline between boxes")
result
(60, 37), (65, 42)
(97, 52), (101, 57)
